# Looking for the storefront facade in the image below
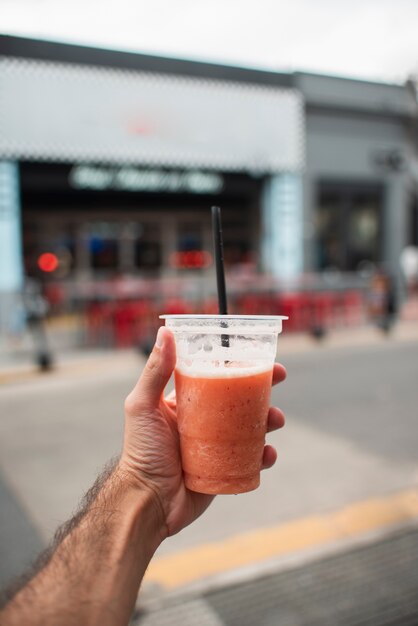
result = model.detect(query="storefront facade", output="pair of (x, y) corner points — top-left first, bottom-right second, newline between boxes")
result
(0, 35), (417, 335)
(0, 35), (303, 302)
(20, 162), (264, 280)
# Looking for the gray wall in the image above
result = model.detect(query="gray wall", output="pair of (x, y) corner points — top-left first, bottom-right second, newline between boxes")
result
(296, 72), (415, 275)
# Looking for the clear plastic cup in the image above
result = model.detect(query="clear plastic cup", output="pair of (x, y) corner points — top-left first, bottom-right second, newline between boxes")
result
(160, 314), (287, 495)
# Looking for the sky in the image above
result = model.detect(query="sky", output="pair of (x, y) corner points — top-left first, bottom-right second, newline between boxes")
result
(0, 0), (417, 84)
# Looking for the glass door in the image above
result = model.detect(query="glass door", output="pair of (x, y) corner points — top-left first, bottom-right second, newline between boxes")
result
(316, 182), (383, 272)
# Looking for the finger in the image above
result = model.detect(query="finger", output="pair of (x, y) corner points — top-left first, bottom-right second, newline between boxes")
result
(266, 406), (286, 433)
(272, 363), (287, 386)
(261, 445), (277, 470)
(125, 326), (176, 414)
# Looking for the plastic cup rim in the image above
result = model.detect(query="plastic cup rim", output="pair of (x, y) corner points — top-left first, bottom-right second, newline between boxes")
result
(159, 314), (289, 320)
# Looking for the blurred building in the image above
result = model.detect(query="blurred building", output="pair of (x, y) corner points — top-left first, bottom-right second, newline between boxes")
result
(0, 35), (417, 325)
(295, 73), (418, 276)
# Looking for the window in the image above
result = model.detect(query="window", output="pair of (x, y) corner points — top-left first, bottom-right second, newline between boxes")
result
(177, 223), (203, 253)
(88, 222), (119, 270)
(347, 194), (380, 270)
(134, 223), (161, 270)
(90, 238), (118, 270)
(221, 210), (252, 266)
(316, 183), (382, 272)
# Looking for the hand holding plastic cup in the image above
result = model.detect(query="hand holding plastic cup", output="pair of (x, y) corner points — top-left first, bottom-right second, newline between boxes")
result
(160, 314), (287, 495)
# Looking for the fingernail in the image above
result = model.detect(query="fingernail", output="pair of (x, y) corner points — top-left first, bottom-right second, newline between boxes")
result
(155, 326), (164, 348)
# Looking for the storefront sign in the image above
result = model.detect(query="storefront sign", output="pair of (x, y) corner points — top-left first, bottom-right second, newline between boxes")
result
(69, 165), (224, 194)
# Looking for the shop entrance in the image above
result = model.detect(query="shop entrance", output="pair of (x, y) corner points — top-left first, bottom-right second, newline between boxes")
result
(20, 163), (262, 282)
(315, 181), (383, 272)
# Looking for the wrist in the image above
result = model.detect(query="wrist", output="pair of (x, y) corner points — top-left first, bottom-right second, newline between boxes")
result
(114, 461), (168, 549)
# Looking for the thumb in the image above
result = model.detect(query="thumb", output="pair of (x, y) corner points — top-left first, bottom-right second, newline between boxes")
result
(125, 326), (176, 414)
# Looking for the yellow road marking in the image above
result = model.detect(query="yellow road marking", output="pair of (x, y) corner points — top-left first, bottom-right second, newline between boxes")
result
(0, 354), (141, 386)
(145, 488), (418, 589)
(0, 370), (40, 385)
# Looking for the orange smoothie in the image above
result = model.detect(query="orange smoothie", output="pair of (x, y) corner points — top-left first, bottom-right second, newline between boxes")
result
(175, 366), (273, 494)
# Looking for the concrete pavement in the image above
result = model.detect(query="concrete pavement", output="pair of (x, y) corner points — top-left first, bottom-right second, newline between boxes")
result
(134, 525), (418, 626)
(0, 472), (44, 589)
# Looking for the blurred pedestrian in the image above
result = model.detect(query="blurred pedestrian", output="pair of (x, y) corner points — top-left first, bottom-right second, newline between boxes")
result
(0, 327), (286, 626)
(23, 278), (53, 370)
(368, 271), (398, 334)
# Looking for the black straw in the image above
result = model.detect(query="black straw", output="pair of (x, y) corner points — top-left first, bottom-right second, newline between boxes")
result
(211, 206), (229, 347)
(211, 206), (228, 314)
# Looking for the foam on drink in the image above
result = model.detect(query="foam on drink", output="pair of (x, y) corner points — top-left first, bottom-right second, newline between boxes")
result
(176, 361), (272, 378)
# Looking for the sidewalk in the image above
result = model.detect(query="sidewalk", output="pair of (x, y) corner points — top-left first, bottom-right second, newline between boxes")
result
(1, 319), (418, 385)
(134, 524), (418, 626)
(0, 344), (146, 385)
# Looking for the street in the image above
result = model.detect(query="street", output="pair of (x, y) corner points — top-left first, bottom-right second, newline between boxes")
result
(1, 328), (418, 600)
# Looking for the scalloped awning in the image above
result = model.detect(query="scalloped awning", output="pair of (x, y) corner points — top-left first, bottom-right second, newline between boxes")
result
(0, 57), (304, 172)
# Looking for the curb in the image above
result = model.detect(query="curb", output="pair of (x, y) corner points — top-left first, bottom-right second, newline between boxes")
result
(140, 487), (418, 605)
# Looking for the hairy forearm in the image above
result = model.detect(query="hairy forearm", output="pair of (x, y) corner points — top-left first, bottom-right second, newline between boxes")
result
(0, 460), (165, 626)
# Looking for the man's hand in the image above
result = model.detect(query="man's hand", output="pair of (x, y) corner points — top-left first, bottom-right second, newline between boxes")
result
(0, 326), (286, 626)
(120, 326), (286, 538)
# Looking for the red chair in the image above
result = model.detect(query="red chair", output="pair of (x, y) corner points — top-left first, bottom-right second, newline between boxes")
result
(114, 302), (137, 348)
(202, 298), (220, 314)
(85, 301), (114, 347)
(312, 292), (334, 330)
(279, 293), (308, 332)
(342, 291), (364, 326)
(164, 298), (192, 315)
